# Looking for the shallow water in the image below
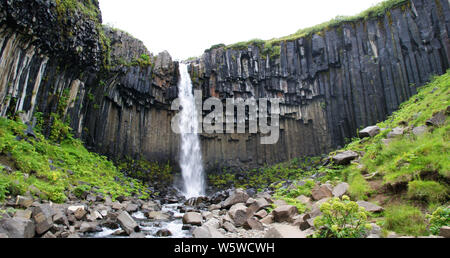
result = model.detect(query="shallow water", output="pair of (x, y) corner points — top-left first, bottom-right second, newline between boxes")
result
(89, 202), (192, 238)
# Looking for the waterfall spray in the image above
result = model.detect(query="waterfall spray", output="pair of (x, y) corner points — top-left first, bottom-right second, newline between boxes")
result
(177, 63), (205, 199)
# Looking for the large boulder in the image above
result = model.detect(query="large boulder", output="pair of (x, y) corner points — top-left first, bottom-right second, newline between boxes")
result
(359, 126), (380, 138)
(0, 217), (35, 238)
(228, 203), (252, 227)
(356, 201), (383, 213)
(264, 224), (306, 238)
(272, 205), (298, 223)
(182, 212), (203, 226)
(331, 151), (359, 165)
(32, 204), (54, 235)
(117, 211), (139, 235)
(332, 182), (349, 198)
(222, 189), (249, 208)
(311, 185), (333, 201)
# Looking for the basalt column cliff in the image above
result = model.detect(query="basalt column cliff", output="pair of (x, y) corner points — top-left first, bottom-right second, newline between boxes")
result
(0, 0), (449, 174)
(189, 0), (450, 172)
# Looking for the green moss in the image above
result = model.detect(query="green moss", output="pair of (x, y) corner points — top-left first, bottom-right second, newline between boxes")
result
(0, 117), (151, 203)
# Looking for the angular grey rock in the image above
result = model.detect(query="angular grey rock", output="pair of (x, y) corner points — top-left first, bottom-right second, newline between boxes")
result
(254, 210), (268, 219)
(145, 211), (170, 221)
(32, 204), (54, 235)
(0, 217), (35, 238)
(222, 221), (237, 233)
(15, 196), (33, 208)
(272, 205), (298, 223)
(68, 205), (87, 220)
(207, 226), (226, 238)
(228, 203), (252, 227)
(222, 189), (249, 208)
(359, 126), (380, 138)
(117, 211), (139, 235)
(332, 182), (349, 198)
(245, 198), (257, 206)
(14, 209), (32, 220)
(208, 204), (221, 211)
(260, 214), (274, 225)
(244, 217), (264, 231)
(192, 226), (212, 238)
(141, 201), (160, 212)
(125, 203), (139, 213)
(248, 198), (271, 214)
(203, 218), (220, 229)
(426, 111), (446, 127)
(356, 201), (384, 213)
(387, 127), (405, 138)
(311, 185), (333, 201)
(80, 222), (100, 233)
(264, 224), (306, 238)
(182, 212), (203, 226)
(331, 151), (359, 165)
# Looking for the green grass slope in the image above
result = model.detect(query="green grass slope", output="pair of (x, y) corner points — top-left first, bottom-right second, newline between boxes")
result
(0, 117), (151, 203)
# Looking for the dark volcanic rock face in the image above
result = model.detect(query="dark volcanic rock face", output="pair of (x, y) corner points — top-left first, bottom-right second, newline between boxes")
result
(188, 0), (450, 171)
(0, 0), (449, 174)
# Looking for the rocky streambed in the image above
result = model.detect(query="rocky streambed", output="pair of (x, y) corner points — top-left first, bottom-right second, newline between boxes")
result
(1, 184), (448, 238)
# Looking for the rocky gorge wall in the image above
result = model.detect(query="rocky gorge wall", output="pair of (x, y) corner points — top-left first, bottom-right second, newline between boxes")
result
(0, 0), (449, 175)
(188, 0), (450, 171)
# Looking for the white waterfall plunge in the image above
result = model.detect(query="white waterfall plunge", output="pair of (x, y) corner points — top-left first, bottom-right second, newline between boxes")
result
(177, 63), (205, 199)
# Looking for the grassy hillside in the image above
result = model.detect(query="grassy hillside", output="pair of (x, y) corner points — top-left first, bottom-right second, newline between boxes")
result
(0, 117), (151, 203)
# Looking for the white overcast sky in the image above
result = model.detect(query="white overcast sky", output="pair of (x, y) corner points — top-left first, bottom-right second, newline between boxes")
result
(98, 0), (384, 60)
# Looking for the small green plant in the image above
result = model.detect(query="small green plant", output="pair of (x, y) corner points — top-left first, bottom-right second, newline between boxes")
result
(0, 172), (10, 201)
(427, 206), (450, 235)
(384, 204), (428, 236)
(73, 184), (92, 199)
(313, 196), (372, 238)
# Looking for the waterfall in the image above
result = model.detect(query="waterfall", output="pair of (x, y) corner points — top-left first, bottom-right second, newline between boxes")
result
(177, 63), (205, 199)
